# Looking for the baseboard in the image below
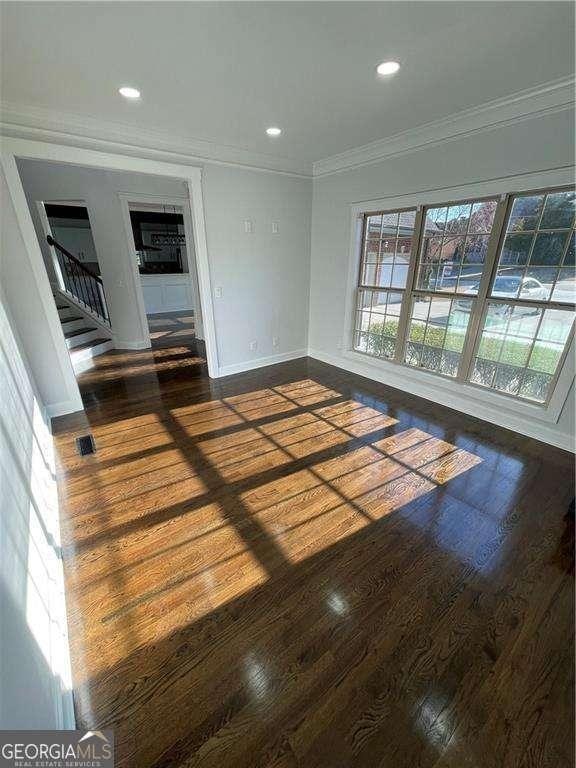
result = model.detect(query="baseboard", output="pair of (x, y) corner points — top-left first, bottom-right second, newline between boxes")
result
(113, 339), (150, 350)
(308, 348), (575, 453)
(60, 689), (76, 730)
(217, 349), (308, 377)
(46, 399), (84, 419)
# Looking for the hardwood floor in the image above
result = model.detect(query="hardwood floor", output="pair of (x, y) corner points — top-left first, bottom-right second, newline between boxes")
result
(52, 340), (575, 768)
(147, 311), (196, 348)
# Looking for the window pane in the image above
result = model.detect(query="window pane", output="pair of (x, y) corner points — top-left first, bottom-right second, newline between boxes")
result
(425, 207), (447, 231)
(553, 269), (576, 304)
(471, 302), (574, 402)
(404, 295), (472, 376)
(391, 263), (409, 288)
(365, 237), (380, 261)
(417, 197), (498, 295)
(446, 203), (471, 233)
(366, 214), (382, 236)
(530, 231), (570, 265)
(501, 233), (533, 266)
(470, 200), (497, 233)
(521, 268), (556, 301)
(463, 234), (490, 264)
(508, 194), (544, 232)
(492, 269), (523, 299)
(540, 191), (575, 230)
(381, 212), (400, 236)
(353, 287), (403, 359)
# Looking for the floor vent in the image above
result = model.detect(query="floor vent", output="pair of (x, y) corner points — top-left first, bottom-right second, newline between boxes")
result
(76, 434), (96, 456)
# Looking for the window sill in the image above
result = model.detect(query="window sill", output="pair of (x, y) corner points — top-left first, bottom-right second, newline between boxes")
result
(340, 348), (572, 426)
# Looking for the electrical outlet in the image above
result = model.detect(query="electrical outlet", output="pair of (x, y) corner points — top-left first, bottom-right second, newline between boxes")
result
(215, 286), (223, 298)
(244, 219), (254, 234)
(272, 336), (279, 348)
(249, 340), (258, 352)
(271, 221), (279, 234)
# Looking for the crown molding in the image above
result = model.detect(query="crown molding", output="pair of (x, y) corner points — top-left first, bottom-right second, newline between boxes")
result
(2, 76), (574, 181)
(313, 76), (576, 178)
(0, 101), (312, 178)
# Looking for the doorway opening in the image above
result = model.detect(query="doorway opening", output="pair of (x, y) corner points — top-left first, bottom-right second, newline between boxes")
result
(123, 197), (204, 355)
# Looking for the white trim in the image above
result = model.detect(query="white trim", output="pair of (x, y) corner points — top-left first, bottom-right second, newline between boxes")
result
(1, 137), (220, 390)
(347, 166), (576, 212)
(0, 151), (83, 413)
(35, 200), (66, 290)
(308, 348), (574, 453)
(45, 398), (84, 419)
(314, 76), (575, 177)
(72, 340), (115, 375)
(4, 78), (573, 181)
(61, 691), (76, 730)
(217, 349), (307, 377)
(113, 339), (154, 351)
(117, 195), (152, 349)
(42, 198), (86, 207)
(1, 100), (311, 178)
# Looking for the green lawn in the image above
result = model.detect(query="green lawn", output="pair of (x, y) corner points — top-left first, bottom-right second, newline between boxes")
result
(364, 319), (561, 374)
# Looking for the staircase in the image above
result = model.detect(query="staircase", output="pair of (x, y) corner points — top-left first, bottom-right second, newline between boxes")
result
(55, 298), (114, 373)
(47, 233), (114, 373)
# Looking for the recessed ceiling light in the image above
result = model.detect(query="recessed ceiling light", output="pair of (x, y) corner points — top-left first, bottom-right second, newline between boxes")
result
(119, 86), (141, 99)
(266, 127), (282, 137)
(376, 61), (400, 76)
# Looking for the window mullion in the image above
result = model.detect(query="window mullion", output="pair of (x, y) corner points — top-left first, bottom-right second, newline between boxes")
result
(457, 195), (511, 381)
(394, 207), (425, 362)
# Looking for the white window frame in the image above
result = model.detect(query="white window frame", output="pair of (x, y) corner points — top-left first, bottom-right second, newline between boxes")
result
(341, 168), (575, 426)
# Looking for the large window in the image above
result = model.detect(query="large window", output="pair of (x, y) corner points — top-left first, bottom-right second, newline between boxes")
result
(352, 186), (575, 406)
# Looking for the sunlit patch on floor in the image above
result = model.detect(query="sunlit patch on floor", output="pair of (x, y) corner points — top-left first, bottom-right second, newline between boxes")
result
(57, 377), (483, 688)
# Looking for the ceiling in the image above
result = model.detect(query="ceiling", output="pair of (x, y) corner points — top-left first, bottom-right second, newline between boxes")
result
(1, 2), (574, 167)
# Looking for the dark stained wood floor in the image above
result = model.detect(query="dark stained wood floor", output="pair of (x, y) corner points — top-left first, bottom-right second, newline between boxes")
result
(147, 311), (196, 349)
(52, 333), (575, 768)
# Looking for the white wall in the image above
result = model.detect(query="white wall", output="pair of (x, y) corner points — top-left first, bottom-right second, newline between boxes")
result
(0, 289), (73, 729)
(309, 109), (575, 449)
(201, 164), (312, 372)
(141, 274), (195, 315)
(50, 221), (99, 270)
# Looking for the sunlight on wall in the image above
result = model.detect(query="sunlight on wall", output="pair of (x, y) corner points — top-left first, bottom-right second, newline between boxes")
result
(0, 295), (72, 728)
